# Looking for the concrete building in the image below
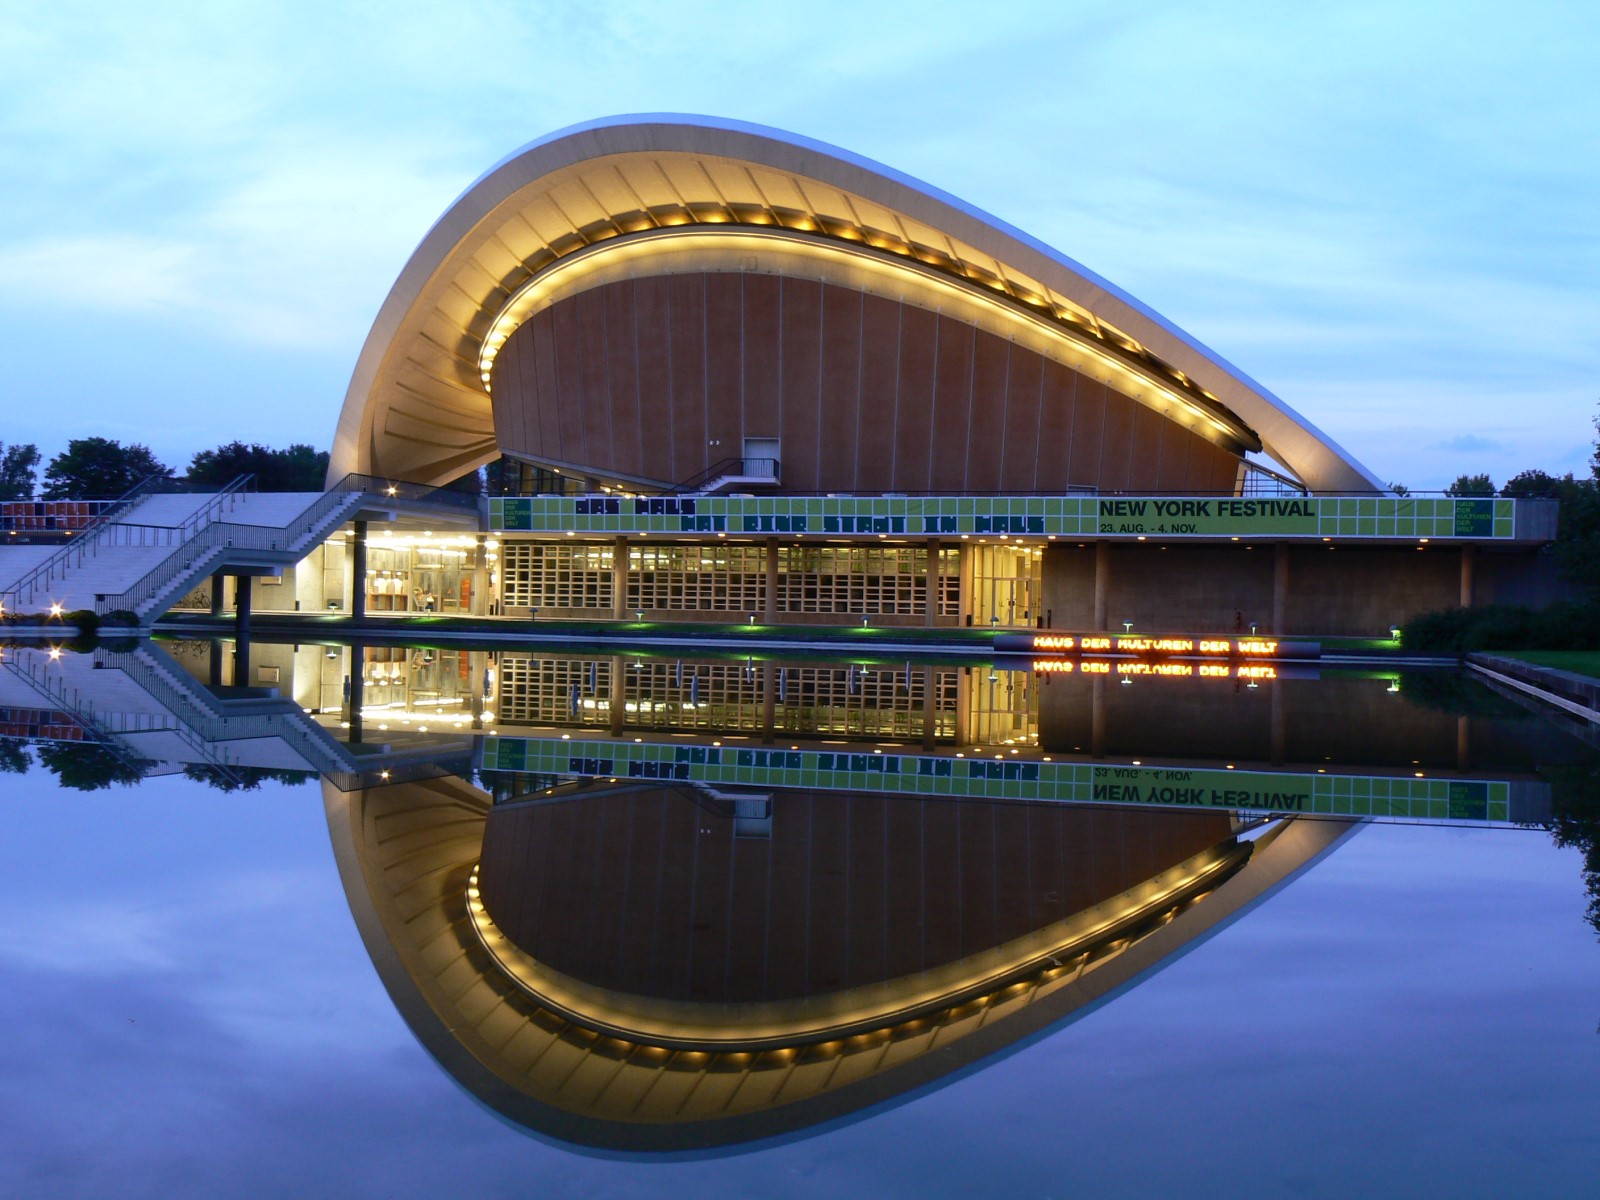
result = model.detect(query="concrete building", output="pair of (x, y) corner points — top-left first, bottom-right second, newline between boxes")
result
(0, 116), (1559, 634)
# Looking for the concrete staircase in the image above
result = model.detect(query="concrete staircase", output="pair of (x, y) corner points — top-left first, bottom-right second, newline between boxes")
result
(0, 482), (365, 622)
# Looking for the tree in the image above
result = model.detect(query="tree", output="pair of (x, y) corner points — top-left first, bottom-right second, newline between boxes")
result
(41, 438), (172, 500)
(0, 737), (30, 774)
(1445, 473), (1495, 497)
(34, 741), (146, 790)
(181, 764), (315, 791)
(187, 442), (330, 492)
(1501, 469), (1565, 498)
(1387, 482), (1410, 496)
(0, 442), (40, 500)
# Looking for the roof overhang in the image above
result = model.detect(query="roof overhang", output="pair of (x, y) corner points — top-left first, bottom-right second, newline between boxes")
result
(331, 114), (1383, 493)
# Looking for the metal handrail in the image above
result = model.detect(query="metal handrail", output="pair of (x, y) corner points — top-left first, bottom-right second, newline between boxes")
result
(670, 457), (783, 494)
(0, 472), (174, 607)
(0, 651), (151, 777)
(97, 471), (482, 617)
(1, 474), (256, 611)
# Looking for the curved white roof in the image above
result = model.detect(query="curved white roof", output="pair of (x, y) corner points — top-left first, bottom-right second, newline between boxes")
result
(332, 114), (1381, 493)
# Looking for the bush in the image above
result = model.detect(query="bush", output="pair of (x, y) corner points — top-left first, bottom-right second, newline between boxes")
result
(1401, 601), (1600, 654)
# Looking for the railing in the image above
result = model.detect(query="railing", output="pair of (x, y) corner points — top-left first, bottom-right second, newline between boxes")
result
(0, 650), (152, 778)
(0, 499), (117, 534)
(104, 646), (359, 775)
(95, 471), (483, 618)
(99, 514), (340, 616)
(0, 472), (183, 608)
(332, 471), (482, 511)
(1237, 460), (1310, 496)
(671, 457), (782, 493)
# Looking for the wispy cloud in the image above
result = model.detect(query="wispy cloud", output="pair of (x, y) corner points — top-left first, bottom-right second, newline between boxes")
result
(0, 1), (1594, 486)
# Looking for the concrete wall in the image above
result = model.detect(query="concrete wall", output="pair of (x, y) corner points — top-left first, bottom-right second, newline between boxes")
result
(1042, 541), (1557, 638)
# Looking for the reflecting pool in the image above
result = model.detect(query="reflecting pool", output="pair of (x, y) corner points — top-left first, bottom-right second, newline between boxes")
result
(2, 637), (1599, 1196)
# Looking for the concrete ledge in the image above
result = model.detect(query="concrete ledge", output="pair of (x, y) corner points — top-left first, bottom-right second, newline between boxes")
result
(1468, 653), (1600, 725)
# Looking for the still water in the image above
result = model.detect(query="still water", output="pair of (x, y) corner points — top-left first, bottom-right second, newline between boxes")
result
(2, 638), (1598, 1198)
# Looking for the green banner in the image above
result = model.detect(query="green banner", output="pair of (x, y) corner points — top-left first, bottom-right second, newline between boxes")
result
(1096, 498), (1319, 536)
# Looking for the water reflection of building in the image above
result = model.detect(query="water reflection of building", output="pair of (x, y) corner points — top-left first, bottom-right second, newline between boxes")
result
(327, 774), (1359, 1151)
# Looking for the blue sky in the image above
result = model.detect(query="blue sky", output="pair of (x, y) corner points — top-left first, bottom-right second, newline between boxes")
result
(1, 1), (1596, 490)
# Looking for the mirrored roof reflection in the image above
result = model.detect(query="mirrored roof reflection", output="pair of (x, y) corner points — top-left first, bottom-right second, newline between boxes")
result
(327, 774), (1357, 1152)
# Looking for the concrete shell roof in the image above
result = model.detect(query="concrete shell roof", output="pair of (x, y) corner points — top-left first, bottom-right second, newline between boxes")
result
(331, 114), (1382, 493)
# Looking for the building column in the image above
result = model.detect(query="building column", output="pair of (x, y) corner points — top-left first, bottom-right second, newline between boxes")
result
(1460, 545), (1476, 608)
(764, 537), (779, 622)
(924, 538), (940, 627)
(610, 655), (625, 736)
(1093, 541), (1110, 631)
(613, 536), (629, 621)
(474, 534), (488, 617)
(1270, 682), (1285, 767)
(209, 570), (226, 618)
(762, 661), (777, 743)
(1272, 542), (1289, 634)
(234, 574), (252, 638)
(1090, 676), (1106, 757)
(346, 653), (364, 744)
(921, 665), (937, 751)
(351, 521), (368, 622)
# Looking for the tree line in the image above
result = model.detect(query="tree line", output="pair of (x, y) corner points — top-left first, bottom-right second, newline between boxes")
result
(0, 438), (331, 500)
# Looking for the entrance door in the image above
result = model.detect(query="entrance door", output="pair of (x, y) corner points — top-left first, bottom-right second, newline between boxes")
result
(742, 438), (780, 479)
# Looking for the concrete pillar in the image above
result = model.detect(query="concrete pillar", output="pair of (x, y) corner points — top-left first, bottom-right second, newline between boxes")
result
(1272, 543), (1289, 634)
(924, 539), (940, 627)
(921, 665), (937, 751)
(207, 638), (223, 687)
(610, 655), (625, 736)
(1460, 545), (1476, 608)
(613, 536), (629, 621)
(234, 574), (252, 638)
(762, 661), (776, 743)
(347, 654), (364, 744)
(1456, 714), (1471, 771)
(351, 521), (368, 622)
(209, 570), (226, 618)
(764, 537), (779, 622)
(1270, 683), (1285, 767)
(1093, 541), (1109, 631)
(474, 535), (488, 617)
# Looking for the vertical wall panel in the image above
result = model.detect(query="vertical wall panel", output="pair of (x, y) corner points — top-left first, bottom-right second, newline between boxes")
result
(601, 278), (643, 478)
(529, 309), (563, 461)
(1127, 403), (1165, 491)
(779, 278), (823, 489)
(1035, 359), (1076, 491)
(574, 288), (611, 472)
(667, 275), (707, 484)
(929, 316), (975, 492)
(844, 796), (888, 990)
(818, 287), (864, 491)
(1066, 375), (1105, 487)
(704, 274), (745, 461)
(1099, 391), (1137, 492)
(551, 300), (587, 465)
(855, 294), (901, 488)
(632, 277), (673, 480)
(741, 273), (782, 439)
(1001, 342), (1044, 490)
(892, 305), (938, 490)
(964, 330), (1009, 490)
